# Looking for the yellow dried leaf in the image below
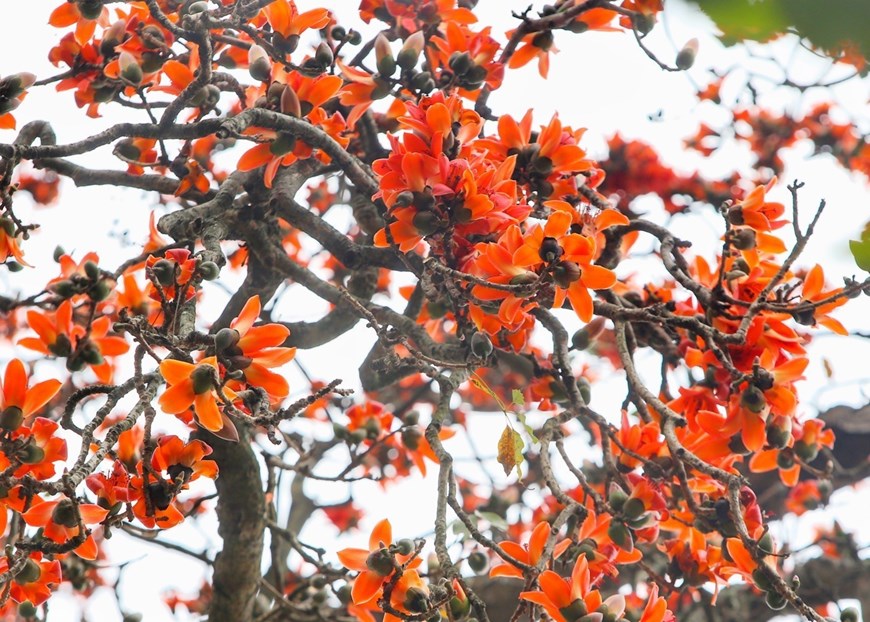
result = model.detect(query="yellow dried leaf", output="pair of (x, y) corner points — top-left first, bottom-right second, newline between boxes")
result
(497, 425), (524, 477)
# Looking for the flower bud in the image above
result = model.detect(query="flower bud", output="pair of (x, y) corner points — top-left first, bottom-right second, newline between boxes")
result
(190, 364), (215, 395)
(467, 551), (488, 573)
(395, 538), (415, 556)
(608, 484), (628, 511)
(88, 279), (112, 302)
(119, 51), (143, 85)
(841, 608), (860, 622)
(751, 568), (773, 591)
(273, 33), (300, 54)
(532, 30), (554, 51)
(18, 442), (46, 465)
(448, 51), (473, 76)
(675, 38), (699, 71)
(140, 24), (167, 50)
(553, 261), (581, 288)
(757, 531), (775, 554)
(765, 415), (792, 449)
(49, 334), (72, 358)
(186, 1), (209, 15)
(375, 34), (396, 77)
(51, 498), (79, 528)
(607, 520), (633, 552)
(1, 72), (37, 99)
(270, 131), (297, 156)
(622, 497), (646, 520)
(365, 548), (394, 576)
(571, 317), (606, 350)
(794, 439), (819, 462)
(248, 45), (271, 82)
(80, 341), (104, 366)
(470, 331), (493, 358)
(576, 377), (591, 405)
(731, 228), (756, 250)
(404, 586), (429, 613)
(740, 384), (767, 414)
(412, 210), (441, 235)
(151, 258), (176, 286)
(198, 260), (220, 280)
(401, 427), (422, 451)
(559, 599), (589, 622)
(314, 42), (334, 67)
(15, 559), (41, 585)
(84, 260), (101, 280)
(539, 237), (563, 263)
(0, 406), (24, 430)
(397, 31), (424, 71)
(214, 328), (240, 353)
(76, 0), (103, 20)
(280, 85), (301, 117)
(49, 279), (76, 298)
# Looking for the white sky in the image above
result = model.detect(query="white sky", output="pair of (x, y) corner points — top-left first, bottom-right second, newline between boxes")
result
(1, 1), (868, 620)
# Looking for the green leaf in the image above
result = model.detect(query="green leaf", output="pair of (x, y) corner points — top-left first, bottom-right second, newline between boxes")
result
(514, 410), (538, 444)
(849, 237), (870, 272)
(475, 511), (508, 530)
(450, 518), (471, 537)
(686, 0), (870, 60)
(511, 389), (525, 407)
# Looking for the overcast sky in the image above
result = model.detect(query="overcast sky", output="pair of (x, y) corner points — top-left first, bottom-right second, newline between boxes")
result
(1, 2), (868, 620)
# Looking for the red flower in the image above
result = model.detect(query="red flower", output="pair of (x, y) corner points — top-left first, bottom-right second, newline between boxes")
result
(222, 295), (296, 400)
(490, 520), (571, 579)
(0, 553), (62, 605)
(0, 359), (61, 431)
(158, 358), (235, 433)
(336, 518), (421, 605)
(23, 497), (109, 560)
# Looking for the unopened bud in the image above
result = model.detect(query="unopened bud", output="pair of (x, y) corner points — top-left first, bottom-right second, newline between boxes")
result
(675, 38), (699, 71)
(280, 85), (301, 117)
(248, 45), (271, 82)
(397, 31), (424, 71)
(119, 51), (143, 85)
(375, 34), (396, 76)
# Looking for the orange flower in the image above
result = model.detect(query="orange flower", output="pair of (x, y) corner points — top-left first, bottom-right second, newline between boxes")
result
(175, 160), (211, 196)
(22, 496), (109, 560)
(511, 210), (618, 322)
(158, 358), (234, 433)
(520, 556), (625, 622)
(86, 460), (131, 511)
(151, 436), (219, 483)
(49, 1), (109, 46)
(261, 0), (330, 46)
(237, 73), (345, 187)
(0, 72), (36, 131)
(489, 520), (571, 579)
(729, 178), (786, 232)
(0, 359), (62, 431)
(221, 295), (296, 400)
(0, 553), (62, 606)
(0, 216), (28, 265)
(336, 518), (420, 605)
(507, 30), (558, 78)
(0, 418), (69, 481)
(146, 248), (198, 303)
